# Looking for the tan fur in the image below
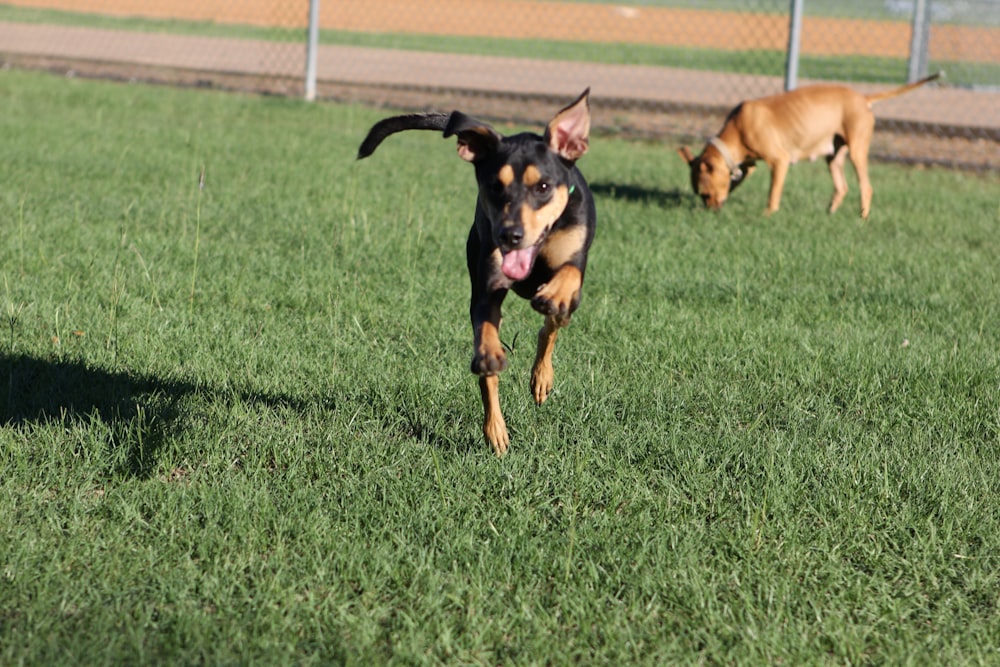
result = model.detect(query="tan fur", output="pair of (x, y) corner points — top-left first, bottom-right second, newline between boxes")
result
(479, 375), (508, 453)
(531, 315), (560, 404)
(522, 164), (542, 186)
(539, 224), (587, 268)
(473, 320), (505, 375)
(679, 73), (940, 219)
(520, 185), (569, 246)
(534, 265), (582, 325)
(498, 164), (515, 187)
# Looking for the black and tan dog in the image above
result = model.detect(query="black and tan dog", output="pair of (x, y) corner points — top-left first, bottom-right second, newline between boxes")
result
(356, 90), (596, 456)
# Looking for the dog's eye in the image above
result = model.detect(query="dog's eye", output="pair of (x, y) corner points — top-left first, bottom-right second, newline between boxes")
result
(534, 181), (551, 196)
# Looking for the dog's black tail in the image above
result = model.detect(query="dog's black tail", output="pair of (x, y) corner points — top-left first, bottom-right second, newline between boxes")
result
(356, 112), (452, 159)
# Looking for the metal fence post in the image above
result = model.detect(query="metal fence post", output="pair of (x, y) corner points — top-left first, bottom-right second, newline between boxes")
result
(305, 0), (321, 101)
(907, 0), (931, 83)
(784, 0), (803, 91)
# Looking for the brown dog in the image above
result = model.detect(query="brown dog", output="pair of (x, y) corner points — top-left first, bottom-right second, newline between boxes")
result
(679, 73), (941, 219)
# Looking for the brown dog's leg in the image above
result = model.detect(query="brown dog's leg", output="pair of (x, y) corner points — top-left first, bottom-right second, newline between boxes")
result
(766, 159), (790, 214)
(827, 140), (850, 214)
(844, 118), (875, 219)
(479, 375), (509, 455)
(849, 145), (873, 220)
(531, 315), (560, 404)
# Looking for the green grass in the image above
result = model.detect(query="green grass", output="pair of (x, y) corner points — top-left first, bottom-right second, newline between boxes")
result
(586, 0), (999, 25)
(1, 68), (999, 664)
(2, 4), (997, 86)
(0, 4), (305, 41)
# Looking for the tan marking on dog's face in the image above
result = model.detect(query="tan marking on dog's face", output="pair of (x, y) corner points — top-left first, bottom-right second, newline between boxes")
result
(522, 164), (541, 187)
(497, 164), (515, 187)
(539, 224), (586, 268)
(519, 184), (569, 246)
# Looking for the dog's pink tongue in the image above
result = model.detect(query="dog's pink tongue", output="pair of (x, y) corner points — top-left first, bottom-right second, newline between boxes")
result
(501, 247), (536, 281)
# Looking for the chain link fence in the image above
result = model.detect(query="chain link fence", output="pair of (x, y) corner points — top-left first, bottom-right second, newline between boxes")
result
(1, 0), (997, 168)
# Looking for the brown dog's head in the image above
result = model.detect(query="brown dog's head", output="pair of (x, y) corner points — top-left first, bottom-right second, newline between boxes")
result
(678, 143), (753, 211)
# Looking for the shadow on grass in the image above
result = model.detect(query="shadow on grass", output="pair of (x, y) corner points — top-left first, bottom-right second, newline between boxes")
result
(0, 353), (312, 479)
(589, 181), (688, 208)
(370, 381), (482, 456)
(0, 352), (484, 466)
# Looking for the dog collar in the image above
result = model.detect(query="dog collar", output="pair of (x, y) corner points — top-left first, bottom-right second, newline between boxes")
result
(709, 137), (743, 180)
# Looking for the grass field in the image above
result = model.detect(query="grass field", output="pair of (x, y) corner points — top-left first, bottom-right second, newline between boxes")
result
(1, 69), (999, 664)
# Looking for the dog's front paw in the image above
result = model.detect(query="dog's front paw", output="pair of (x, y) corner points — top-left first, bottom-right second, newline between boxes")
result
(484, 413), (510, 456)
(531, 291), (576, 321)
(471, 347), (507, 376)
(531, 266), (582, 321)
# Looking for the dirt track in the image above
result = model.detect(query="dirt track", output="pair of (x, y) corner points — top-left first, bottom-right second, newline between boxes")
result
(3, 2), (997, 169)
(7, 0), (998, 62)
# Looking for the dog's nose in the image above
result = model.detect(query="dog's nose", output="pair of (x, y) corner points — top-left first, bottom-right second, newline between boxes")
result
(499, 226), (523, 248)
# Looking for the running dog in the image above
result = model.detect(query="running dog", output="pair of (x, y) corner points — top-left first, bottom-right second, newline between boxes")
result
(357, 90), (596, 455)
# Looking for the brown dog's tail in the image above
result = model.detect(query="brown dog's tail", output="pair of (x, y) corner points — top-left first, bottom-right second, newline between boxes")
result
(865, 71), (943, 106)
(357, 112), (452, 159)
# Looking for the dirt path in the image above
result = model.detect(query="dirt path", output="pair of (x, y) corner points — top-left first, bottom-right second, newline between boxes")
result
(2, 4), (996, 168)
(7, 0), (998, 63)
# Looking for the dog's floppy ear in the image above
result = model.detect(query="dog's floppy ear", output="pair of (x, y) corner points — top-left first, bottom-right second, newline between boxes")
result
(678, 146), (696, 164)
(443, 111), (502, 162)
(545, 88), (591, 162)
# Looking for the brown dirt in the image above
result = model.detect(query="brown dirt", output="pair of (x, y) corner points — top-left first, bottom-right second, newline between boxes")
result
(8, 0), (998, 62)
(3, 1), (997, 169)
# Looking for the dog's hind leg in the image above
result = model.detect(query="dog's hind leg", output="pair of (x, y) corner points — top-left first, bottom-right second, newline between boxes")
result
(826, 137), (850, 214)
(846, 120), (875, 219)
